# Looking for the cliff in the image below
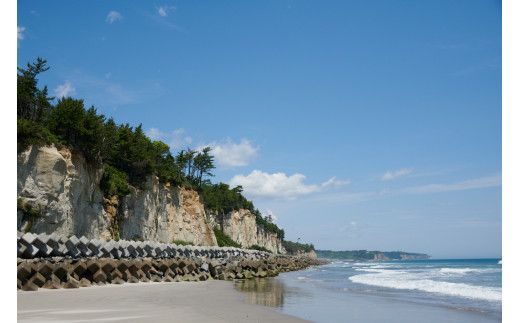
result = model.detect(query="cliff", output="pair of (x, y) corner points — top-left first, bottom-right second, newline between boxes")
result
(295, 249), (318, 259)
(17, 145), (285, 254)
(208, 209), (285, 254)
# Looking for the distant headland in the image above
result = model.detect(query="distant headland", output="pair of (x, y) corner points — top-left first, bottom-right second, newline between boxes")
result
(316, 250), (431, 261)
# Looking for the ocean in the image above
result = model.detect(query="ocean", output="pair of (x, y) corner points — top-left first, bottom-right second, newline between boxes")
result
(234, 259), (502, 322)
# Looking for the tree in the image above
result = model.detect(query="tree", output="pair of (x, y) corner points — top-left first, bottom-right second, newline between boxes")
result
(193, 147), (215, 186)
(185, 148), (196, 181)
(17, 57), (54, 122)
(47, 97), (86, 147)
(100, 118), (118, 161)
(175, 150), (188, 179)
(79, 106), (105, 161)
(151, 141), (170, 167)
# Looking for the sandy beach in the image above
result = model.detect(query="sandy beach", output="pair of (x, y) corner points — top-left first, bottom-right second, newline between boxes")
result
(17, 280), (308, 323)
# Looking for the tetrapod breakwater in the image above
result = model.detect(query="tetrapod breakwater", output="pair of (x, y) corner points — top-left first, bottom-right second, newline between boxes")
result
(17, 232), (326, 291)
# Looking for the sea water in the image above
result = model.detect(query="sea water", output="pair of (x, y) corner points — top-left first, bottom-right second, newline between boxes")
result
(235, 259), (502, 322)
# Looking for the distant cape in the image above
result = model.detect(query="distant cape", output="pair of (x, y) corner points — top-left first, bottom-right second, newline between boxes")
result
(315, 250), (431, 261)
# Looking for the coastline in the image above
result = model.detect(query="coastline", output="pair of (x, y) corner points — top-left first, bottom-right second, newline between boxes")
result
(18, 280), (310, 323)
(247, 261), (501, 323)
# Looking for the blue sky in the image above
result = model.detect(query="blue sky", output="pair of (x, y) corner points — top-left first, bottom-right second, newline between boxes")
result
(16, 1), (502, 259)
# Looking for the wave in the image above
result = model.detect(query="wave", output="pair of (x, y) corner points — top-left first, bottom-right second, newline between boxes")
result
(439, 268), (474, 274)
(349, 272), (501, 302)
(367, 264), (395, 269)
(498, 260), (502, 265)
(354, 268), (386, 273)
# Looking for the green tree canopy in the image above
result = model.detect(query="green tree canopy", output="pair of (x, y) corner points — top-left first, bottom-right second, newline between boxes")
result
(17, 57), (54, 122)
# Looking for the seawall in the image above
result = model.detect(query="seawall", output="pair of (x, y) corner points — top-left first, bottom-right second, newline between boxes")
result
(17, 232), (325, 291)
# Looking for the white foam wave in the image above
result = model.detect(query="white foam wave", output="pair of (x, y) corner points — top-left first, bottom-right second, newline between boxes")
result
(354, 268), (386, 273)
(368, 264), (394, 269)
(498, 260), (502, 265)
(439, 268), (474, 274)
(349, 272), (501, 302)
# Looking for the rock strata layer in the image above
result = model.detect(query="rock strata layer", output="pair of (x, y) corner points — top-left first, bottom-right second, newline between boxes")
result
(17, 145), (285, 253)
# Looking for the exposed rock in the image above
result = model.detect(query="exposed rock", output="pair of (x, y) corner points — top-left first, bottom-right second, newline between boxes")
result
(373, 253), (390, 261)
(118, 181), (217, 246)
(296, 250), (318, 259)
(209, 209), (285, 254)
(17, 145), (285, 253)
(17, 145), (111, 239)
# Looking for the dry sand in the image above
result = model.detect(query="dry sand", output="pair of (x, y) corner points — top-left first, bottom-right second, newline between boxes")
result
(17, 280), (308, 323)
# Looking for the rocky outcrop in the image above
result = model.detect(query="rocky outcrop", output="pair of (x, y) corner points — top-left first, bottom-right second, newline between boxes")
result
(373, 253), (390, 261)
(17, 145), (111, 240)
(17, 145), (284, 253)
(295, 250), (318, 259)
(118, 179), (217, 246)
(399, 253), (432, 260)
(209, 209), (285, 254)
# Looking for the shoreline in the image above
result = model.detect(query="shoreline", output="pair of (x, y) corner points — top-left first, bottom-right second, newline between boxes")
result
(18, 280), (310, 322)
(257, 263), (501, 323)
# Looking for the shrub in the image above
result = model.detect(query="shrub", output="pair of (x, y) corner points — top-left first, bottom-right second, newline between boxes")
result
(172, 239), (195, 246)
(17, 117), (59, 148)
(283, 241), (315, 255)
(247, 245), (272, 253)
(131, 235), (144, 242)
(213, 228), (242, 248)
(100, 164), (132, 198)
(17, 198), (41, 233)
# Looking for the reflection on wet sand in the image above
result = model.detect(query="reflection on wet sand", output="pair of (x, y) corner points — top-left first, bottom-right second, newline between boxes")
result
(234, 277), (310, 308)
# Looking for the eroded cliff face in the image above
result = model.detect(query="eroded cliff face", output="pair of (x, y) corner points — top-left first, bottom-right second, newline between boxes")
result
(17, 145), (285, 253)
(17, 145), (111, 240)
(118, 178), (217, 246)
(295, 250), (318, 259)
(209, 209), (286, 254)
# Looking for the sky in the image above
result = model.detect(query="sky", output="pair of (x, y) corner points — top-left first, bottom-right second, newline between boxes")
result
(15, 0), (503, 259)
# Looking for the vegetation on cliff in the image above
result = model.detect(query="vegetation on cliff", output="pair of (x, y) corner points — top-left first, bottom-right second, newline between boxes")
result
(213, 228), (242, 248)
(17, 58), (287, 242)
(283, 241), (315, 255)
(213, 228), (274, 253)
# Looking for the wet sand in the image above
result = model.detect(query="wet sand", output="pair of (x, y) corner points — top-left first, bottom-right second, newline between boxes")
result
(17, 281), (309, 323)
(234, 275), (501, 323)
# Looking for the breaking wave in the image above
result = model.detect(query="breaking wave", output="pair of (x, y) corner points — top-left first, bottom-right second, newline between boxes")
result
(349, 269), (501, 302)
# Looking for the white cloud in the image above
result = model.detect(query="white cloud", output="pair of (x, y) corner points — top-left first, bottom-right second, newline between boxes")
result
(146, 127), (192, 149)
(169, 129), (193, 149)
(339, 221), (358, 233)
(229, 170), (333, 200)
(208, 138), (259, 169)
(316, 173), (502, 205)
(264, 209), (279, 223)
(106, 11), (123, 23)
(397, 174), (502, 195)
(381, 167), (414, 181)
(17, 26), (25, 47)
(146, 127), (167, 140)
(54, 81), (76, 98)
(321, 176), (351, 188)
(157, 6), (176, 17)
